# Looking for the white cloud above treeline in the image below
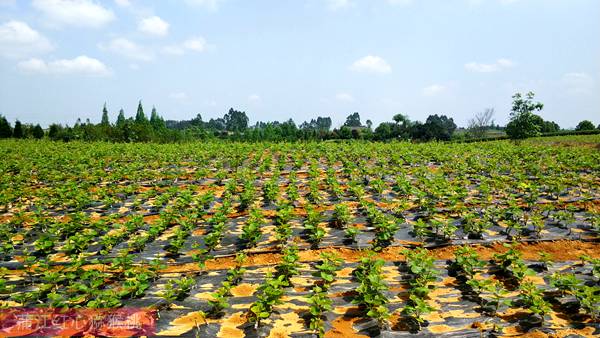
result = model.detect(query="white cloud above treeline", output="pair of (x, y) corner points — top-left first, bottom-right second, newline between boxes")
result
(18, 55), (111, 76)
(99, 38), (155, 62)
(138, 16), (169, 37)
(350, 55), (392, 74)
(0, 20), (53, 58)
(32, 0), (115, 28)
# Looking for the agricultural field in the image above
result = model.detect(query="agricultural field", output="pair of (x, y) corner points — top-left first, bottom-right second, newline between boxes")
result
(0, 135), (599, 337)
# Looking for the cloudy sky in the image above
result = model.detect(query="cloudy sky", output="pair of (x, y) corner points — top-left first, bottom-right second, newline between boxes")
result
(0, 0), (598, 128)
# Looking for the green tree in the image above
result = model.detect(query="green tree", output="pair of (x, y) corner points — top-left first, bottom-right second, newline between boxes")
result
(224, 108), (249, 132)
(529, 114), (559, 133)
(413, 114), (456, 141)
(32, 124), (44, 139)
(315, 117), (332, 131)
(374, 122), (399, 140)
(505, 92), (544, 140)
(48, 124), (61, 140)
(190, 114), (203, 127)
(344, 112), (362, 127)
(392, 113), (412, 139)
(135, 101), (147, 124)
(392, 113), (410, 127)
(101, 103), (110, 126)
(575, 120), (595, 131)
(300, 117), (332, 131)
(337, 126), (352, 139)
(150, 106), (165, 129)
(13, 120), (24, 138)
(0, 115), (12, 138)
(116, 109), (126, 127)
(207, 117), (226, 131)
(540, 119), (560, 133)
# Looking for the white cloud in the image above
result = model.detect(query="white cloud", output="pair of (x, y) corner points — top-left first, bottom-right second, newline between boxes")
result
(114, 0), (130, 7)
(496, 58), (514, 68)
(422, 84), (447, 96)
(350, 55), (392, 74)
(169, 92), (188, 100)
(162, 36), (209, 55)
(562, 72), (594, 95)
(18, 55), (111, 76)
(465, 58), (514, 73)
(248, 94), (261, 102)
(335, 92), (355, 102)
(183, 37), (207, 52)
(99, 38), (154, 61)
(0, 20), (53, 58)
(327, 0), (352, 10)
(98, 38), (154, 61)
(185, 0), (223, 10)
(32, 0), (115, 28)
(138, 16), (169, 37)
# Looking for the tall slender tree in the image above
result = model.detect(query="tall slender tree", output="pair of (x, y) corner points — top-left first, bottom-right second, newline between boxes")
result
(101, 103), (110, 126)
(135, 101), (147, 123)
(116, 109), (126, 127)
(32, 124), (44, 139)
(150, 106), (165, 129)
(13, 120), (24, 138)
(0, 115), (12, 138)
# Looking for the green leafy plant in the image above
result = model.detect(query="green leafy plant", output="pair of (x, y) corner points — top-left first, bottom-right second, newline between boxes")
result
(332, 203), (352, 228)
(467, 279), (511, 314)
(518, 281), (551, 325)
(208, 282), (232, 317)
(304, 206), (326, 245)
(275, 204), (294, 243)
(549, 272), (581, 296)
(275, 245), (300, 284)
(248, 273), (288, 328)
(226, 252), (247, 285)
(538, 251), (553, 270)
(401, 294), (434, 331)
(352, 254), (390, 328)
(306, 285), (332, 337)
(313, 252), (342, 289)
(453, 246), (485, 279)
(160, 276), (196, 305)
(580, 255), (600, 281)
(345, 226), (360, 242)
(263, 179), (279, 204)
(403, 248), (438, 298)
(493, 243), (532, 283)
(574, 285), (600, 321)
(240, 207), (264, 247)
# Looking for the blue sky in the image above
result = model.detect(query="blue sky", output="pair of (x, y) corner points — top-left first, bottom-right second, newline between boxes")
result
(0, 0), (598, 128)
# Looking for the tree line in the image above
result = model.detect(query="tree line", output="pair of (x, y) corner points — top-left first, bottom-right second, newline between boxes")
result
(1, 92), (598, 143)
